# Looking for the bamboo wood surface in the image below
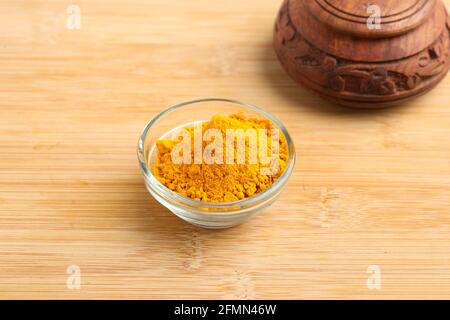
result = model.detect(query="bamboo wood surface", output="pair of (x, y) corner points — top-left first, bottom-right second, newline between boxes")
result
(1, 0), (450, 299)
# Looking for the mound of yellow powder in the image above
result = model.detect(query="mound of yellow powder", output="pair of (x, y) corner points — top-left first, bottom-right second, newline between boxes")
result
(152, 114), (288, 202)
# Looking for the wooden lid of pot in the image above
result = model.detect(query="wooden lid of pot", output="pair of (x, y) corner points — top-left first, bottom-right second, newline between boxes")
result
(306, 0), (436, 38)
(289, 0), (447, 62)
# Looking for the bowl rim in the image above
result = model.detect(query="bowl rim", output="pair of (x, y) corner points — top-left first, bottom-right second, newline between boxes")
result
(137, 98), (296, 209)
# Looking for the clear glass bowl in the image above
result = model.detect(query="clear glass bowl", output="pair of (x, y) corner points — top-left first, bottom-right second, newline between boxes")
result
(137, 98), (296, 229)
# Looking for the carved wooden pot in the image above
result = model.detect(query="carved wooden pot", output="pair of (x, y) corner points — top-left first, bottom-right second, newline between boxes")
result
(274, 0), (450, 108)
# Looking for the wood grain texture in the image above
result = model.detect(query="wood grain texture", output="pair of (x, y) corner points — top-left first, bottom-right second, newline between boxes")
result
(0, 0), (450, 299)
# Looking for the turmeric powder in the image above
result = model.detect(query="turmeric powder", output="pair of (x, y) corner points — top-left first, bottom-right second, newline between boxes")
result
(152, 114), (288, 202)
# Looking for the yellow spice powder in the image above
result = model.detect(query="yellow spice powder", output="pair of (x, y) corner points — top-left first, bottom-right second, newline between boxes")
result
(152, 114), (288, 202)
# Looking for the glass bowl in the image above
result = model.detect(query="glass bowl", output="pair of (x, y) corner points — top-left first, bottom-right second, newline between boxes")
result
(137, 98), (296, 229)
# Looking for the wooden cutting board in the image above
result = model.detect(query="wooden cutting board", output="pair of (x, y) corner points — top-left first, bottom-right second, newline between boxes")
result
(1, 0), (449, 299)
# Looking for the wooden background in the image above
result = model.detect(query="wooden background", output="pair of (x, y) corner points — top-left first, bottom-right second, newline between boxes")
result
(1, 0), (449, 299)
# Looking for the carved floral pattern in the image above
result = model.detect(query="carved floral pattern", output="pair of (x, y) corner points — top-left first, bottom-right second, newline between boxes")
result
(319, 57), (397, 95)
(275, 0), (450, 96)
